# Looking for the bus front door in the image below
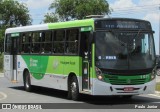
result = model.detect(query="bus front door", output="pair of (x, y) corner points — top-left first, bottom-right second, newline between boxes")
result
(11, 37), (18, 82)
(81, 32), (91, 91)
(4, 34), (19, 82)
(82, 60), (90, 90)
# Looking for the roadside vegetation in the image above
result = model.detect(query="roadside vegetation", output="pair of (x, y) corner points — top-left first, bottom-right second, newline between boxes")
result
(0, 53), (3, 72)
(43, 0), (111, 22)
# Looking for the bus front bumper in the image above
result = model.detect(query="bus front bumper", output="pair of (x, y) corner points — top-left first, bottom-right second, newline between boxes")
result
(92, 78), (156, 96)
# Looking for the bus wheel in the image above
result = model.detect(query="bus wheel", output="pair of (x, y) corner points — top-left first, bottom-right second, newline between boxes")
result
(24, 71), (32, 92)
(68, 76), (79, 101)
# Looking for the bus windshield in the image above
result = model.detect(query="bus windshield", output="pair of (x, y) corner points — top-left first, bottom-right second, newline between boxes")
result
(95, 31), (155, 73)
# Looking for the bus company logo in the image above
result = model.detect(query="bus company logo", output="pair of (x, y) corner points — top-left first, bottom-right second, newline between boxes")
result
(53, 60), (59, 69)
(30, 58), (38, 67)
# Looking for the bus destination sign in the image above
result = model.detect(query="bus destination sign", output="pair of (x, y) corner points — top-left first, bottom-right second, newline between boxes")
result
(95, 20), (151, 30)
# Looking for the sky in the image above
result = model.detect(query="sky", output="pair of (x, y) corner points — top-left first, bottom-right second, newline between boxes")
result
(19, 0), (160, 54)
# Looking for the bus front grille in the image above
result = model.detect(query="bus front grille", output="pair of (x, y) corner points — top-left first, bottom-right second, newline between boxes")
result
(105, 77), (148, 85)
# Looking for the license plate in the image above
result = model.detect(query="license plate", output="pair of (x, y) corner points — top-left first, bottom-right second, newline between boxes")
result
(124, 87), (134, 92)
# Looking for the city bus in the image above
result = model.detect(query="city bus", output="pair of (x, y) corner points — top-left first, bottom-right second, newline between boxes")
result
(4, 17), (156, 100)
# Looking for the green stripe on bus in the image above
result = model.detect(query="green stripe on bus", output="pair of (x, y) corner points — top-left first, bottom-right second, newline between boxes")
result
(48, 19), (94, 30)
(104, 73), (151, 85)
(22, 55), (82, 80)
(22, 55), (49, 80)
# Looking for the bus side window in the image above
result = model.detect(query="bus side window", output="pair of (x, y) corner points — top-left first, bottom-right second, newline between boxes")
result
(18, 34), (22, 54)
(21, 33), (31, 54)
(32, 32), (41, 53)
(21, 33), (25, 53)
(53, 30), (65, 54)
(5, 34), (11, 54)
(40, 32), (45, 54)
(65, 29), (79, 54)
(43, 31), (52, 54)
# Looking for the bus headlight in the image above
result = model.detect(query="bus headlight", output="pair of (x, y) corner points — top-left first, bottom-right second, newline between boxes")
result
(151, 74), (155, 80)
(151, 70), (156, 80)
(95, 67), (103, 81)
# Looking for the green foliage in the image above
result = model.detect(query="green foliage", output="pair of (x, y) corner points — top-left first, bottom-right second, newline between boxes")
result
(0, 0), (32, 53)
(0, 0), (32, 27)
(0, 53), (3, 72)
(43, 13), (59, 23)
(0, 29), (4, 52)
(48, 0), (111, 21)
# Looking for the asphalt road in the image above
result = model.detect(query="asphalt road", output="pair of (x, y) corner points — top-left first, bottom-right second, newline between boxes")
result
(0, 75), (160, 112)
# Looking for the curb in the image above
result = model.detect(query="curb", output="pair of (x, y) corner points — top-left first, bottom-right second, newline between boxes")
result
(0, 75), (4, 77)
(0, 92), (7, 101)
(0, 73), (4, 77)
(155, 91), (160, 96)
(156, 81), (160, 96)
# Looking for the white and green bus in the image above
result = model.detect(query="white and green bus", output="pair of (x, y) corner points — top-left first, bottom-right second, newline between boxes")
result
(4, 18), (156, 100)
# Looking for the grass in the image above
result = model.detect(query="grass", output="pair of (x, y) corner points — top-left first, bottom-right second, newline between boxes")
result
(156, 82), (160, 92)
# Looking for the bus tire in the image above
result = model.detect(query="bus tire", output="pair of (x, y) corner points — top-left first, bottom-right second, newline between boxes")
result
(24, 70), (32, 92)
(68, 76), (80, 101)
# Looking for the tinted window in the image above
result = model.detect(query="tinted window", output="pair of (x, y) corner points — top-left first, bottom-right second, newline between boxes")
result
(95, 31), (155, 71)
(41, 31), (52, 54)
(5, 34), (11, 54)
(31, 32), (41, 53)
(21, 33), (31, 53)
(65, 29), (79, 54)
(53, 30), (65, 54)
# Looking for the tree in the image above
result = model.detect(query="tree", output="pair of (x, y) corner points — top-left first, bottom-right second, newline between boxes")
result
(43, 13), (59, 23)
(0, 0), (31, 27)
(0, 0), (32, 53)
(48, 0), (111, 21)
